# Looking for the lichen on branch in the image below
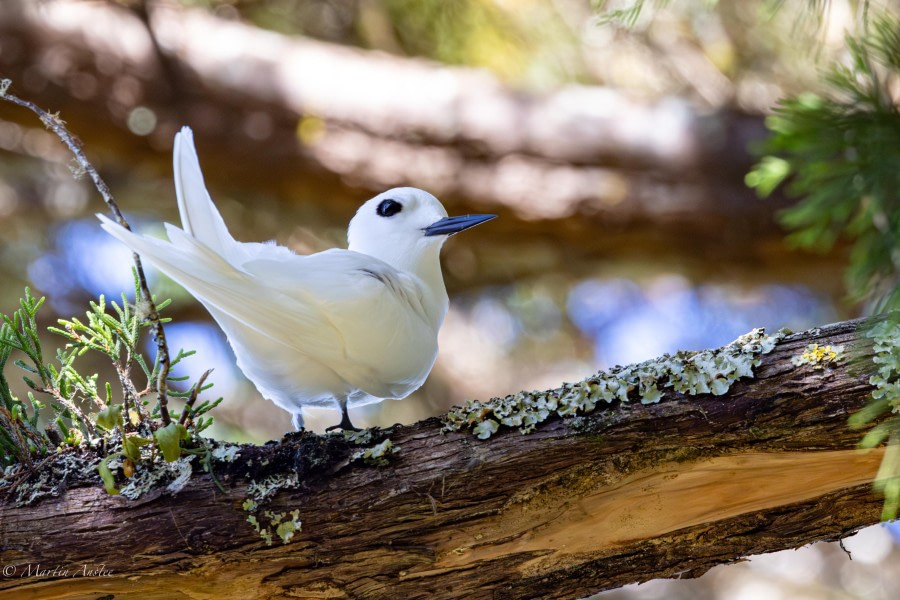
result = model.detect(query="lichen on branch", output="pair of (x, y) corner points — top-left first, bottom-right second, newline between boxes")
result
(444, 327), (788, 439)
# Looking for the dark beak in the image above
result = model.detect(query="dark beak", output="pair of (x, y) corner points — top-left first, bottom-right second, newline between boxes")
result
(423, 214), (496, 237)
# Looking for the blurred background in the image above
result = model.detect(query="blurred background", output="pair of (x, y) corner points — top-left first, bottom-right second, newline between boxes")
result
(0, 1), (898, 598)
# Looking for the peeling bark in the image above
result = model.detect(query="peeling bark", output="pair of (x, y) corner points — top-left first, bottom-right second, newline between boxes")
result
(0, 318), (887, 599)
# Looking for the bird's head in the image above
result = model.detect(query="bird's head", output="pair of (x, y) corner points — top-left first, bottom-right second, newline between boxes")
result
(347, 187), (495, 275)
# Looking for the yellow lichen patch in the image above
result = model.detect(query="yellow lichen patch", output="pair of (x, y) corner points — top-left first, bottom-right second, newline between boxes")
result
(792, 343), (844, 369)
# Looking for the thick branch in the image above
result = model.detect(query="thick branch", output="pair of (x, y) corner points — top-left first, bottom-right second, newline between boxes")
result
(0, 318), (887, 599)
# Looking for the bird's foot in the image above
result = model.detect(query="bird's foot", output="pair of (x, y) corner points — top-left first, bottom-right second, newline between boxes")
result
(325, 410), (361, 432)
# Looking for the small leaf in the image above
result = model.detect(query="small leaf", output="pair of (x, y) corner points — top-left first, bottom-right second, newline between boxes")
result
(123, 434), (151, 462)
(96, 405), (124, 431)
(154, 422), (188, 462)
(98, 454), (121, 495)
(13, 359), (37, 374)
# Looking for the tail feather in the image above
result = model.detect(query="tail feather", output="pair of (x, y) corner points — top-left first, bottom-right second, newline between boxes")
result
(96, 214), (343, 360)
(173, 127), (237, 261)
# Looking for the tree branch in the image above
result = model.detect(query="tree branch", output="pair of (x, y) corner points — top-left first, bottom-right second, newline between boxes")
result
(0, 317), (888, 599)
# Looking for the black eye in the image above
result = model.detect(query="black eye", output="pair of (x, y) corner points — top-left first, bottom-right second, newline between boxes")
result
(376, 199), (402, 217)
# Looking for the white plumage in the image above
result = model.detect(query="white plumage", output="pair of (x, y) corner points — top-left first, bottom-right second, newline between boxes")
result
(99, 127), (494, 431)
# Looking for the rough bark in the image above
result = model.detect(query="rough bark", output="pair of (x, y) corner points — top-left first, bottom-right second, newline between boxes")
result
(0, 317), (888, 599)
(0, 0), (845, 295)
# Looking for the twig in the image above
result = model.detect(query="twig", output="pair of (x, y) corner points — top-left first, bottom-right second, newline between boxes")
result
(0, 405), (34, 467)
(0, 79), (173, 426)
(35, 385), (96, 438)
(838, 535), (853, 559)
(179, 369), (213, 427)
(0, 452), (58, 500)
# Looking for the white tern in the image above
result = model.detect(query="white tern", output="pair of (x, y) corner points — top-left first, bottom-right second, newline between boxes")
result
(99, 127), (494, 432)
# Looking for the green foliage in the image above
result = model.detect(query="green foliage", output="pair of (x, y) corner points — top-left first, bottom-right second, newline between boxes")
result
(0, 290), (52, 467)
(746, 14), (900, 522)
(0, 279), (222, 494)
(382, 0), (539, 81)
(592, 0), (653, 27)
(153, 422), (189, 463)
(849, 316), (900, 519)
(98, 454), (121, 495)
(747, 16), (900, 313)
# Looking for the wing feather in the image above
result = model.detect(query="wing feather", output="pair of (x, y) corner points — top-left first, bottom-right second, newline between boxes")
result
(99, 215), (346, 361)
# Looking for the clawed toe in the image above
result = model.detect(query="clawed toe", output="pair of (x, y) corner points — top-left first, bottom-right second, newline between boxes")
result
(326, 411), (361, 432)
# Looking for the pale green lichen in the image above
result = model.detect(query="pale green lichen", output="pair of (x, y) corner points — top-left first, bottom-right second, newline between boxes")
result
(792, 343), (844, 369)
(444, 327), (789, 438)
(246, 513), (272, 545)
(247, 472), (299, 503)
(869, 320), (900, 403)
(243, 466), (302, 545)
(118, 455), (195, 499)
(472, 420), (499, 440)
(350, 438), (399, 466)
(211, 444), (240, 462)
(273, 509), (302, 544)
(3, 452), (99, 506)
(244, 505), (302, 546)
(343, 429), (375, 444)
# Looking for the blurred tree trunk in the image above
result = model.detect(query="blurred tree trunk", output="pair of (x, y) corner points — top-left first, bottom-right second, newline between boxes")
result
(0, 0), (845, 295)
(0, 317), (886, 599)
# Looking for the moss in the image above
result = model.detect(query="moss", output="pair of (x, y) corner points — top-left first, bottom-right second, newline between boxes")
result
(444, 327), (788, 439)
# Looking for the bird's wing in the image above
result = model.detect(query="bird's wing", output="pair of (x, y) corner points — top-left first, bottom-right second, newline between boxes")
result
(98, 215), (348, 361)
(241, 250), (435, 397)
(241, 249), (430, 322)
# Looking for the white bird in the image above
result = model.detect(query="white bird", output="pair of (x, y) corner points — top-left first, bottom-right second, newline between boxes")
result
(99, 127), (495, 432)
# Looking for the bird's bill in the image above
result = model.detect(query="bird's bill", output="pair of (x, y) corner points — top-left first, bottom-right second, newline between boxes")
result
(423, 214), (497, 237)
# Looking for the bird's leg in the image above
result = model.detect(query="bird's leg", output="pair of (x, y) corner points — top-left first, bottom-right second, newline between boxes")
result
(291, 412), (304, 432)
(325, 399), (361, 432)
